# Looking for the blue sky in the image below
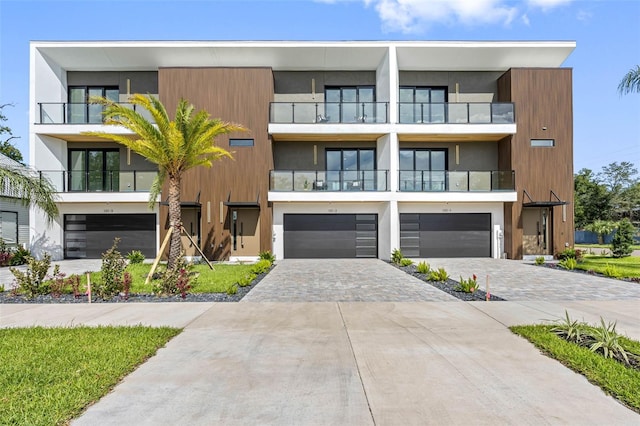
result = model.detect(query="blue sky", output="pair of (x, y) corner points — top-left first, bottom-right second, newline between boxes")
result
(0, 0), (638, 172)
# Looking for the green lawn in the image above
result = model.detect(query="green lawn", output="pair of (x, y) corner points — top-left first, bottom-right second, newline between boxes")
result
(511, 325), (640, 413)
(65, 263), (257, 295)
(576, 244), (640, 250)
(575, 255), (640, 278)
(0, 326), (181, 425)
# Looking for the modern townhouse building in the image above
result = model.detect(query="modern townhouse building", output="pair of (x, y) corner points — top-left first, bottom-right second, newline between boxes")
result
(30, 41), (575, 261)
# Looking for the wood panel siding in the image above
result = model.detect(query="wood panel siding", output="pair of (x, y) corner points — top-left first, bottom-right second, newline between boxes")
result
(497, 68), (574, 259)
(159, 67), (274, 260)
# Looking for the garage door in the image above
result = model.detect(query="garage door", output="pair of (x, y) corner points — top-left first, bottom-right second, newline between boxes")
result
(400, 213), (491, 258)
(284, 214), (377, 258)
(64, 214), (156, 259)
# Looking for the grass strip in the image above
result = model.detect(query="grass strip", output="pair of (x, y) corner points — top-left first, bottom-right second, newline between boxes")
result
(575, 255), (640, 279)
(510, 325), (640, 413)
(0, 326), (181, 425)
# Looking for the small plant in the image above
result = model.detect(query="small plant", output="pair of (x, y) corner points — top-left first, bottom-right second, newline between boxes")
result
(226, 283), (238, 295)
(66, 274), (82, 298)
(391, 248), (404, 265)
(126, 250), (146, 264)
(251, 259), (272, 275)
(154, 254), (193, 296)
(0, 284), (4, 292)
(556, 248), (583, 262)
(10, 254), (52, 299)
(49, 265), (66, 298)
(399, 258), (413, 267)
(122, 272), (132, 300)
(428, 267), (449, 282)
(94, 238), (127, 299)
(611, 219), (635, 258)
(237, 273), (257, 287)
(559, 257), (577, 270)
(588, 318), (630, 364)
(535, 256), (545, 265)
(175, 268), (192, 299)
(603, 263), (622, 278)
(455, 274), (479, 293)
(9, 246), (31, 266)
(416, 261), (430, 274)
(258, 250), (276, 263)
(551, 311), (588, 344)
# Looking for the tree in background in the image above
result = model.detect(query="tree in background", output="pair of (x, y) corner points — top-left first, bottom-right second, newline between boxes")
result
(618, 65), (640, 95)
(0, 104), (24, 163)
(574, 168), (611, 227)
(611, 219), (635, 258)
(584, 220), (618, 245)
(598, 162), (639, 221)
(84, 94), (244, 269)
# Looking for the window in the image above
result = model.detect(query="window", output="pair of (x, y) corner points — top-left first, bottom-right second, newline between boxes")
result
(399, 149), (447, 191)
(325, 86), (375, 123)
(229, 138), (254, 147)
(326, 148), (376, 190)
(0, 211), (18, 246)
(531, 139), (555, 147)
(68, 86), (119, 124)
(68, 149), (120, 192)
(399, 87), (447, 123)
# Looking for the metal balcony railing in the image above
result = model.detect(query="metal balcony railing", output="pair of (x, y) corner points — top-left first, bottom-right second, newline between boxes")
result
(398, 102), (515, 124)
(37, 102), (155, 124)
(270, 102), (389, 124)
(39, 170), (157, 192)
(270, 170), (389, 192)
(398, 170), (515, 192)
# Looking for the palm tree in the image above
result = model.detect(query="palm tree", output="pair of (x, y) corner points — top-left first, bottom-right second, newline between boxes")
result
(0, 155), (59, 223)
(84, 94), (244, 268)
(618, 65), (640, 95)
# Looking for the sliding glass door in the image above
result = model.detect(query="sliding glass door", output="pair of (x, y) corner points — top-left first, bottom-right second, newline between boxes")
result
(69, 149), (120, 191)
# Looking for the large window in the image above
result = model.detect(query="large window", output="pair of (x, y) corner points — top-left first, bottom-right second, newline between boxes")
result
(325, 86), (375, 123)
(68, 149), (120, 192)
(68, 86), (119, 124)
(399, 148), (447, 191)
(0, 211), (18, 246)
(326, 148), (376, 190)
(399, 87), (447, 123)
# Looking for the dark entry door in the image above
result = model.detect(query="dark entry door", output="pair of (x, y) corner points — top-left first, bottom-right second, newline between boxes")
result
(284, 214), (377, 258)
(400, 213), (491, 257)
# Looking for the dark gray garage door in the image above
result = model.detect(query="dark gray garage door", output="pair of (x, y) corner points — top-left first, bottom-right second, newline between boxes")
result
(64, 214), (156, 259)
(400, 213), (491, 258)
(284, 214), (377, 258)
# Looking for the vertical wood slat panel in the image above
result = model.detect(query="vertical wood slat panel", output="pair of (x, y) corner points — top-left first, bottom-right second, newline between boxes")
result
(159, 67), (274, 259)
(498, 68), (574, 258)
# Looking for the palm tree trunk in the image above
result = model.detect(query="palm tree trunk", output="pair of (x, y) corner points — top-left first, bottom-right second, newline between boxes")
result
(167, 174), (182, 269)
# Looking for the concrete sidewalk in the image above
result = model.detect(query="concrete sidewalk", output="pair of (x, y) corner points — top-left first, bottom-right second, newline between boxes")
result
(2, 301), (638, 425)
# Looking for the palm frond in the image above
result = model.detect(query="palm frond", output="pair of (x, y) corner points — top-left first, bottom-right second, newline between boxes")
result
(0, 165), (59, 223)
(618, 65), (640, 95)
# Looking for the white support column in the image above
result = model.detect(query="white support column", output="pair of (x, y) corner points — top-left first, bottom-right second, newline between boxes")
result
(389, 200), (400, 256)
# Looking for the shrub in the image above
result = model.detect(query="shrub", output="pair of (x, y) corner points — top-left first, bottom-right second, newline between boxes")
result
(226, 283), (238, 295)
(455, 274), (479, 293)
(559, 257), (578, 270)
(391, 248), (404, 265)
(535, 256), (545, 265)
(416, 261), (430, 274)
(428, 267), (449, 282)
(66, 274), (83, 298)
(588, 318), (631, 364)
(9, 246), (31, 266)
(126, 250), (146, 264)
(0, 238), (13, 267)
(611, 219), (635, 258)
(237, 273), (257, 287)
(258, 250), (276, 263)
(556, 248), (583, 262)
(10, 254), (52, 299)
(49, 265), (66, 298)
(552, 311), (588, 344)
(94, 238), (127, 299)
(251, 259), (272, 275)
(154, 255), (193, 296)
(399, 258), (413, 267)
(603, 263), (622, 278)
(0, 284), (5, 292)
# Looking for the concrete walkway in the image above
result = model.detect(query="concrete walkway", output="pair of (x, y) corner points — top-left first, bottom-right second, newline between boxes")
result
(1, 301), (639, 425)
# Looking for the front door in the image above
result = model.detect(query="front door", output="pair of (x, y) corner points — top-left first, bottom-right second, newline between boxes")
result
(522, 207), (552, 255)
(180, 208), (201, 257)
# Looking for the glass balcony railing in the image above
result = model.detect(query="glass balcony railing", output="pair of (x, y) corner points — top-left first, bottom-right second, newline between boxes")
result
(270, 102), (389, 124)
(398, 102), (515, 124)
(39, 170), (157, 192)
(38, 103), (155, 124)
(398, 170), (515, 192)
(270, 170), (389, 192)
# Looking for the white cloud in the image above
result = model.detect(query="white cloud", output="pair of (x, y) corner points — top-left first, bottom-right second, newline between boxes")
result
(341, 0), (576, 33)
(577, 9), (593, 23)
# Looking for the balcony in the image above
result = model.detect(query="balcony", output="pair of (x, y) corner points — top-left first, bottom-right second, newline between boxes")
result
(38, 102), (154, 124)
(399, 170), (515, 192)
(270, 102), (389, 124)
(270, 170), (389, 192)
(398, 102), (515, 124)
(40, 170), (157, 192)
